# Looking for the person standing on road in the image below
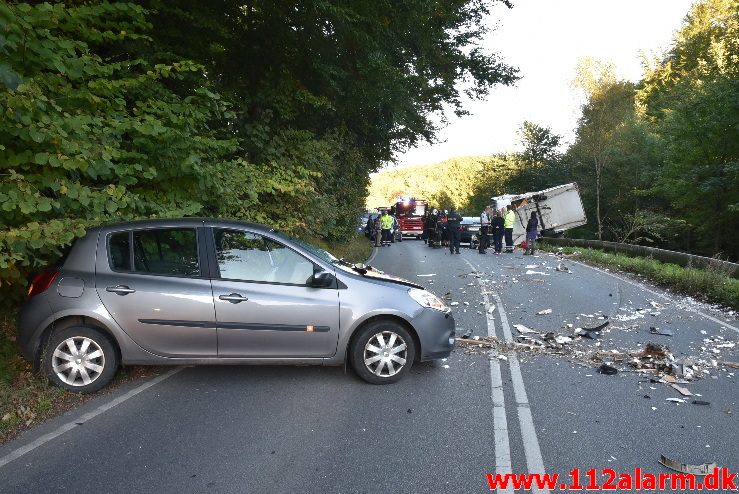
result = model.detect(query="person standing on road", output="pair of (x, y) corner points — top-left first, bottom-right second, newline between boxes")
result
(373, 215), (382, 247)
(491, 210), (504, 254)
(524, 211), (539, 255)
(503, 206), (516, 253)
(380, 210), (393, 246)
(478, 206), (492, 254)
(446, 207), (463, 254)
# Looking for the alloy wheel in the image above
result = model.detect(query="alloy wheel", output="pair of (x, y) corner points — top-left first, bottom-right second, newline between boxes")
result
(51, 336), (106, 386)
(363, 331), (408, 377)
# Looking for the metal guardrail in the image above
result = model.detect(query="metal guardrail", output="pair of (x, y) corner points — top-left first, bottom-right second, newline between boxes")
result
(540, 237), (739, 279)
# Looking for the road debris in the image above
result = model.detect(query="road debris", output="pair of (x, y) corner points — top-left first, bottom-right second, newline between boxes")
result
(514, 324), (538, 334)
(417, 274), (436, 277)
(525, 270), (546, 275)
(666, 398), (686, 403)
(650, 326), (674, 337)
(555, 262), (571, 273)
(598, 364), (618, 375)
(692, 400), (710, 406)
(459, 328), (474, 339)
(582, 320), (609, 332)
(450, 302), (459, 306)
(671, 384), (693, 396)
(658, 455), (717, 475)
(536, 309), (553, 315)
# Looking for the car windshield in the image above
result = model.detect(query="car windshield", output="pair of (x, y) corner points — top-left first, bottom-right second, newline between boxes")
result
(271, 231), (337, 264)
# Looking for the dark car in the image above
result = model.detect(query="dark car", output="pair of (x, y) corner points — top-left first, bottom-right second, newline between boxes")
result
(460, 216), (481, 248)
(17, 219), (455, 393)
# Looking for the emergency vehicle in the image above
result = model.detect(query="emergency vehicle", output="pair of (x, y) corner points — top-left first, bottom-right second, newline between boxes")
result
(392, 198), (428, 239)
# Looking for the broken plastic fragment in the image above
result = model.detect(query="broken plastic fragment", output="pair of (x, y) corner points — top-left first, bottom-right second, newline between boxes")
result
(537, 309), (553, 315)
(671, 384), (692, 396)
(583, 321), (609, 332)
(513, 324), (538, 334)
(650, 326), (674, 337)
(658, 455), (717, 475)
(665, 398), (686, 403)
(598, 363), (618, 375)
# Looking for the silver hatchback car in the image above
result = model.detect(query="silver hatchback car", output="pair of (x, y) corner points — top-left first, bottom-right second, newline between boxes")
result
(17, 219), (455, 393)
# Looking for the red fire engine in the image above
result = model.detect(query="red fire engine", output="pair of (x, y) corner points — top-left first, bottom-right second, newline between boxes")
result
(392, 198), (428, 239)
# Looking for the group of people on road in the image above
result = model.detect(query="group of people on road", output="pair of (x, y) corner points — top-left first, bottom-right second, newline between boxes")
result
(478, 205), (539, 255)
(369, 210), (397, 247)
(370, 203), (541, 255)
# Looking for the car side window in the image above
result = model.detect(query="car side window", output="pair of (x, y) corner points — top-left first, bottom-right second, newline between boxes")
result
(214, 229), (314, 285)
(108, 229), (199, 277)
(109, 232), (131, 271)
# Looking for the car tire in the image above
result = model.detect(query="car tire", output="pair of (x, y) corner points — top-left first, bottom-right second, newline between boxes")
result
(350, 320), (416, 384)
(42, 326), (119, 394)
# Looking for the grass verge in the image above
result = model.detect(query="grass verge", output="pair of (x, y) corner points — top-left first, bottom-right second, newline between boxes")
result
(542, 245), (739, 310)
(0, 234), (374, 446)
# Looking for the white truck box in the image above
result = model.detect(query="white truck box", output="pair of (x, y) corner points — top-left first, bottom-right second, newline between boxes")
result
(492, 182), (587, 246)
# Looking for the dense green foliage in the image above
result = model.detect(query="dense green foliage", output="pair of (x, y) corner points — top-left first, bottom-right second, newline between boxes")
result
(0, 0), (516, 300)
(369, 0), (738, 261)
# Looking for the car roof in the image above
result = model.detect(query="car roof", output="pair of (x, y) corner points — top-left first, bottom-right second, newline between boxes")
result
(88, 217), (273, 235)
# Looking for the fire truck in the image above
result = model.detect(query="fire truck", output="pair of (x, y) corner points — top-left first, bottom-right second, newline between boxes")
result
(392, 198), (428, 239)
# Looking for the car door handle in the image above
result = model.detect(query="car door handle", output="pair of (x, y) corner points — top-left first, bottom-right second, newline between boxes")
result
(106, 285), (136, 295)
(219, 293), (249, 303)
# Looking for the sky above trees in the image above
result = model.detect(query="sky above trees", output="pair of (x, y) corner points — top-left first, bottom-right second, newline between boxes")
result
(395, 0), (695, 168)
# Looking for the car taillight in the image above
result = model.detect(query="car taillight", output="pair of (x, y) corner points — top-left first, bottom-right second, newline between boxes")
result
(27, 270), (59, 298)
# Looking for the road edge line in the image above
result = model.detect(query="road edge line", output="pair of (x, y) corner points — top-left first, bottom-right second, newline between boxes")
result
(563, 257), (739, 334)
(0, 367), (183, 469)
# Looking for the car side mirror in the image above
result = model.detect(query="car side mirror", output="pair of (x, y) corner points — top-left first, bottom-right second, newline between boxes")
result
(309, 270), (335, 288)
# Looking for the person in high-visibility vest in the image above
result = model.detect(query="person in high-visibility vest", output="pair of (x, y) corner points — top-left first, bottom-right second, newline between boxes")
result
(380, 210), (394, 246)
(503, 207), (516, 253)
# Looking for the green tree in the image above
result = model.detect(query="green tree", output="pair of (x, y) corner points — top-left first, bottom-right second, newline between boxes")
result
(638, 0), (739, 258)
(0, 2), (238, 296)
(569, 65), (636, 240)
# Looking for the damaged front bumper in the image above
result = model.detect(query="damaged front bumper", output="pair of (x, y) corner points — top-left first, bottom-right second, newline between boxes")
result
(411, 308), (455, 360)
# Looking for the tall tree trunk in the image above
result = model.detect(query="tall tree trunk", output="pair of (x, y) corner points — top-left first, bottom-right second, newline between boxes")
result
(595, 159), (602, 240)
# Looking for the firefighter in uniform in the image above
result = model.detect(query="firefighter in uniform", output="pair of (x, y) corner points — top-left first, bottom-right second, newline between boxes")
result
(446, 207), (463, 254)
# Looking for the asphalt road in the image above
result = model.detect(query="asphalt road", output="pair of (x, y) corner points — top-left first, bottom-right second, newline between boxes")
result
(1, 239), (737, 493)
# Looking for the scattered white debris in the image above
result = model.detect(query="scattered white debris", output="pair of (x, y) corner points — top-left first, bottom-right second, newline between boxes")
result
(450, 302), (459, 306)
(417, 274), (436, 277)
(525, 270), (546, 275)
(666, 398), (686, 404)
(537, 309), (553, 315)
(514, 324), (538, 334)
(442, 364), (450, 369)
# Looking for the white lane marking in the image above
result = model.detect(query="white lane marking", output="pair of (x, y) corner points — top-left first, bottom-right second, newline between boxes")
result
(0, 367), (183, 469)
(494, 294), (550, 494)
(464, 259), (513, 494)
(366, 245), (379, 265)
(564, 258), (739, 334)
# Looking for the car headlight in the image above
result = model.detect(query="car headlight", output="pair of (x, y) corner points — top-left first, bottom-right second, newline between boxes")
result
(408, 288), (449, 312)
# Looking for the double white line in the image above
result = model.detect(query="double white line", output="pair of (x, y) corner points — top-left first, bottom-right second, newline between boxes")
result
(464, 259), (549, 494)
